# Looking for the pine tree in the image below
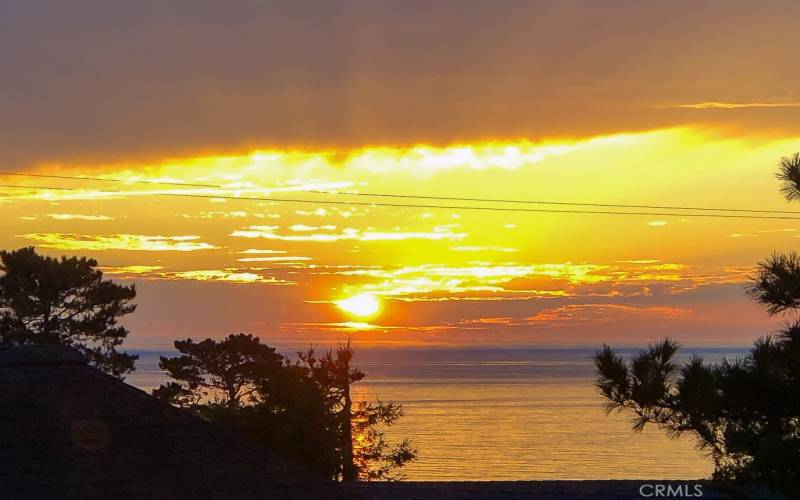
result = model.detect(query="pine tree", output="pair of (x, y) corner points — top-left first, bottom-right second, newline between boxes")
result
(594, 154), (800, 495)
(0, 247), (137, 377)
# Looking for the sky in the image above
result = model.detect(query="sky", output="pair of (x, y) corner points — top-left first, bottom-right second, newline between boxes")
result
(2, 0), (800, 349)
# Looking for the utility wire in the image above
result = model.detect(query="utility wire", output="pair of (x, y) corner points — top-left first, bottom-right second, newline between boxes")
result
(153, 193), (800, 220)
(310, 190), (800, 215)
(0, 171), (217, 188)
(1, 170), (798, 215)
(3, 182), (800, 220)
(0, 183), (76, 191)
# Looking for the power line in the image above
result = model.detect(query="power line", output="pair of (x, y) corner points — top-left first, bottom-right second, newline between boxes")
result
(3, 182), (800, 220)
(0, 171), (217, 188)
(0, 183), (75, 191)
(310, 190), (800, 215)
(153, 193), (800, 220)
(2, 170), (798, 215)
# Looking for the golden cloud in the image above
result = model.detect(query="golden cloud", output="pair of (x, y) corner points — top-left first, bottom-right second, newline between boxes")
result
(177, 210), (250, 219)
(46, 213), (115, 221)
(668, 101), (800, 109)
(165, 269), (293, 284)
(524, 304), (692, 325)
(20, 233), (218, 251)
(230, 225), (467, 242)
(329, 261), (751, 303)
(99, 265), (165, 274)
(237, 256), (312, 262)
(239, 248), (287, 254)
(450, 246), (519, 253)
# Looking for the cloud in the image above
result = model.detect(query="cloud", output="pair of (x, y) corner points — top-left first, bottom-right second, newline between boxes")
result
(230, 225), (466, 242)
(450, 304), (692, 331)
(524, 304), (692, 325)
(5, 1), (800, 167)
(165, 270), (293, 284)
(450, 246), (518, 253)
(177, 210), (249, 219)
(285, 303), (696, 338)
(78, 264), (295, 285)
(18, 213), (115, 221)
(432, 303), (694, 331)
(329, 261), (751, 303)
(342, 141), (585, 175)
(295, 207), (364, 219)
(333, 263), (611, 299)
(281, 321), (456, 335)
(45, 213), (114, 221)
(239, 248), (287, 254)
(100, 265), (165, 275)
(19, 233), (218, 251)
(666, 102), (800, 109)
(290, 224), (337, 231)
(295, 208), (332, 217)
(237, 256), (312, 262)
(283, 321), (384, 332)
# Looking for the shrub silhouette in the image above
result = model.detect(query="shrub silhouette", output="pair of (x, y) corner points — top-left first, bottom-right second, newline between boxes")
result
(0, 247), (137, 377)
(595, 153), (800, 495)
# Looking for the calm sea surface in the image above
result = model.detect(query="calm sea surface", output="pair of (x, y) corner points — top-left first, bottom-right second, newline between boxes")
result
(128, 347), (745, 481)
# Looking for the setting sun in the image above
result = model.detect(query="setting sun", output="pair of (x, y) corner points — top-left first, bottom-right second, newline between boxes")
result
(336, 294), (381, 319)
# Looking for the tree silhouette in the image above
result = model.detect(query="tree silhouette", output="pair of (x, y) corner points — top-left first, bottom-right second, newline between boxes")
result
(298, 343), (417, 481)
(155, 336), (417, 481)
(153, 333), (341, 475)
(298, 344), (364, 481)
(0, 247), (137, 377)
(237, 362), (341, 477)
(350, 399), (417, 481)
(776, 152), (800, 201)
(746, 251), (800, 315)
(153, 333), (284, 408)
(594, 153), (800, 495)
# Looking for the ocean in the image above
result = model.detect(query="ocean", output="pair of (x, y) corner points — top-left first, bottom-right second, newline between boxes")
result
(127, 347), (745, 481)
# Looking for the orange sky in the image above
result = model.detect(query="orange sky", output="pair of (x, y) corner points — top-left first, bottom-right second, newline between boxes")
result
(2, 1), (800, 349)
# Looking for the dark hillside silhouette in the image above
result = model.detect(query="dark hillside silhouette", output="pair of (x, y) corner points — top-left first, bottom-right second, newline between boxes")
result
(0, 344), (342, 499)
(0, 247), (137, 377)
(595, 153), (800, 496)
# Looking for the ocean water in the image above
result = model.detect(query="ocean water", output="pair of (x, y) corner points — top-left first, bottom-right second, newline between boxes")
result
(128, 347), (746, 481)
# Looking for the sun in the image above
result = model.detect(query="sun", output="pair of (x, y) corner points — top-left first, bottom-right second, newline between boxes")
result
(336, 293), (381, 319)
